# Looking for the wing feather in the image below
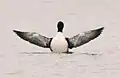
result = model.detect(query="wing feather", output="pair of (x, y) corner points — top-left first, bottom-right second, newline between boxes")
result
(13, 30), (51, 48)
(67, 27), (104, 49)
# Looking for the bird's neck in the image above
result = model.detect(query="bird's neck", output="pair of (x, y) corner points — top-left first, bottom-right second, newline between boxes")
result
(57, 29), (63, 32)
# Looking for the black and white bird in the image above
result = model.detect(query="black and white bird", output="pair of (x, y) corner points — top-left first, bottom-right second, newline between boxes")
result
(13, 21), (104, 54)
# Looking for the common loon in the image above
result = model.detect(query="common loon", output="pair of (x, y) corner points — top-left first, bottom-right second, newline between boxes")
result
(13, 21), (104, 54)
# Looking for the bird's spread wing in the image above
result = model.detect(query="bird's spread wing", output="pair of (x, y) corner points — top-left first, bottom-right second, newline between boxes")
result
(66, 27), (104, 49)
(13, 30), (52, 48)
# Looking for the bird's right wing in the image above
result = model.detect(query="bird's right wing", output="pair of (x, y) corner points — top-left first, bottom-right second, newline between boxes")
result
(66, 27), (104, 49)
(13, 30), (52, 48)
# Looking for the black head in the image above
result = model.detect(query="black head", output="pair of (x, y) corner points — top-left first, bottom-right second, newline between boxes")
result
(57, 21), (64, 32)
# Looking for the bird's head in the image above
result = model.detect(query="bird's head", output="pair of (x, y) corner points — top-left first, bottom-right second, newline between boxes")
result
(57, 21), (64, 32)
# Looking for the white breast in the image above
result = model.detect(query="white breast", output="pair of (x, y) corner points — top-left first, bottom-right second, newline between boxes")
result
(50, 32), (68, 53)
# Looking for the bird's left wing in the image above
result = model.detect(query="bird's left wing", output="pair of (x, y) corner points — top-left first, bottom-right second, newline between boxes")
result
(66, 27), (104, 49)
(13, 30), (52, 48)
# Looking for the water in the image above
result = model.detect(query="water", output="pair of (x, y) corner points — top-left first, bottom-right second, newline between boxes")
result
(0, 0), (120, 78)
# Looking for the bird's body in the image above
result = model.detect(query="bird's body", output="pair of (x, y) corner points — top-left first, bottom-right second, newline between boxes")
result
(13, 21), (104, 54)
(50, 32), (68, 53)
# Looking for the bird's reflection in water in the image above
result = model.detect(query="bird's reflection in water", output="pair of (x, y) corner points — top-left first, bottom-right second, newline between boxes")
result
(80, 52), (102, 56)
(20, 51), (74, 55)
(20, 51), (52, 54)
